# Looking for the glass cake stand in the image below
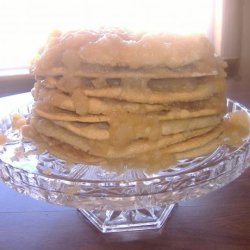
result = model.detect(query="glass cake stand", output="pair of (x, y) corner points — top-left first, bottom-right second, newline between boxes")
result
(0, 99), (250, 233)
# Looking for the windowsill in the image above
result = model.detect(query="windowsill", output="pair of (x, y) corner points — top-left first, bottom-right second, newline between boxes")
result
(0, 68), (34, 97)
(0, 68), (32, 80)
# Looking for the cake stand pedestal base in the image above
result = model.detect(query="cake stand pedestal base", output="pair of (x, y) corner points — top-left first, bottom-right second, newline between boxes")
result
(78, 204), (175, 233)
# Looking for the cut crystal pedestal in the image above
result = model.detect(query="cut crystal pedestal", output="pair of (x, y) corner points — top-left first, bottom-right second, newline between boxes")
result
(78, 205), (175, 233)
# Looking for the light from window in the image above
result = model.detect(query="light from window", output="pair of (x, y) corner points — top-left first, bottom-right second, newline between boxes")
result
(0, 0), (213, 69)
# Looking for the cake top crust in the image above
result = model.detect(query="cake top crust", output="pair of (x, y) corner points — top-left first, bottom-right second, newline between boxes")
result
(33, 28), (215, 71)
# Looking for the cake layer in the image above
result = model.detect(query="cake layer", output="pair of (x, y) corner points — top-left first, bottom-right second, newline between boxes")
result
(31, 116), (219, 158)
(23, 122), (222, 169)
(52, 115), (221, 141)
(34, 99), (225, 123)
(39, 75), (221, 94)
(33, 58), (225, 78)
(34, 88), (225, 115)
(33, 77), (225, 111)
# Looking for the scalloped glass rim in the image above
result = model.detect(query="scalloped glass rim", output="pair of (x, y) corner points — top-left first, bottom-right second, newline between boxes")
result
(0, 99), (250, 206)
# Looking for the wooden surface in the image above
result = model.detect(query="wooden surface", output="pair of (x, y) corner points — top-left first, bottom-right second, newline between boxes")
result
(0, 81), (250, 250)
